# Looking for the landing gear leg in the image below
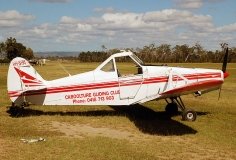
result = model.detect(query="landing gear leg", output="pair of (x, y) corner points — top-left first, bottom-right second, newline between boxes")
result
(21, 101), (29, 108)
(11, 102), (16, 107)
(166, 97), (197, 121)
(10, 101), (29, 109)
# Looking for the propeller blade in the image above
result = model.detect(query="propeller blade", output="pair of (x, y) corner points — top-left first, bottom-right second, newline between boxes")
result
(222, 47), (229, 73)
(219, 45), (229, 100)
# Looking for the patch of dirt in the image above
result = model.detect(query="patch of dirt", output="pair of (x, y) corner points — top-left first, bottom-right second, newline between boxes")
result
(47, 121), (236, 159)
(51, 121), (140, 140)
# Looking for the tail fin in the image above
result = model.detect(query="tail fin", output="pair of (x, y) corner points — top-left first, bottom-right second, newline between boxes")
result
(7, 57), (46, 105)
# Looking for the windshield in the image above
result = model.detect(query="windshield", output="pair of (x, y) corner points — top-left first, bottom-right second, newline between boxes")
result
(130, 54), (144, 65)
(100, 59), (115, 72)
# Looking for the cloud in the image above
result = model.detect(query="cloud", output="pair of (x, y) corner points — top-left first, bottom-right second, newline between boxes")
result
(174, 0), (203, 9)
(94, 7), (116, 13)
(101, 12), (145, 29)
(0, 10), (34, 27)
(60, 16), (80, 24)
(30, 0), (71, 3)
(35, 10), (212, 42)
(59, 16), (93, 32)
(173, 0), (225, 9)
(4, 8), (235, 51)
(99, 9), (214, 33)
(143, 9), (213, 25)
(217, 23), (236, 32)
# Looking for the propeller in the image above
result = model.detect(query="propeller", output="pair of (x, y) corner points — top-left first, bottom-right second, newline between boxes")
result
(218, 44), (229, 100)
(222, 47), (229, 73)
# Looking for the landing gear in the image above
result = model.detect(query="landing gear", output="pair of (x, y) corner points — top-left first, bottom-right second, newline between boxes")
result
(11, 101), (29, 109)
(165, 101), (178, 115)
(165, 97), (197, 121)
(21, 101), (29, 108)
(182, 109), (197, 121)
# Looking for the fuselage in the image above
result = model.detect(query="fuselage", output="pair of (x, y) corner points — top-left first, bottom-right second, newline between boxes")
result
(8, 51), (228, 106)
(24, 66), (225, 106)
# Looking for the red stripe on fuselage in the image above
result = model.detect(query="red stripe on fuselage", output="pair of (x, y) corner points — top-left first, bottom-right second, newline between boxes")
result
(161, 79), (223, 95)
(8, 72), (222, 97)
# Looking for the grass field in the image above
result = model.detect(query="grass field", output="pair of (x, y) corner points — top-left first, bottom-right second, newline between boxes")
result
(0, 61), (236, 160)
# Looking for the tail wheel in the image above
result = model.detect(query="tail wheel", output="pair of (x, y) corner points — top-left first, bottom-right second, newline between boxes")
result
(182, 109), (197, 121)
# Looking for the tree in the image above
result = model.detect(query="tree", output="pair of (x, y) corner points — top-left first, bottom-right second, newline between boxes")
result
(3, 37), (34, 60)
(22, 48), (34, 60)
(156, 44), (171, 62)
(192, 42), (205, 62)
(0, 42), (6, 59)
(5, 37), (24, 60)
(76, 43), (235, 63)
(173, 44), (192, 63)
(5, 37), (19, 60)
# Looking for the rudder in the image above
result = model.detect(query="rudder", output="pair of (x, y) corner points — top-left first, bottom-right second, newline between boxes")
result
(7, 57), (46, 106)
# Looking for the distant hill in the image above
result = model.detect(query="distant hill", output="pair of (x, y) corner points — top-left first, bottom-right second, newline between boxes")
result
(35, 51), (80, 57)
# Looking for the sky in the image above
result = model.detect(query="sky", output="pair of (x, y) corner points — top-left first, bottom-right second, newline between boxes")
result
(0, 0), (236, 52)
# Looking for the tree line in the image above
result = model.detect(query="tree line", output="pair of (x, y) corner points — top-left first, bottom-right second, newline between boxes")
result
(78, 43), (236, 63)
(1, 37), (236, 63)
(0, 37), (34, 62)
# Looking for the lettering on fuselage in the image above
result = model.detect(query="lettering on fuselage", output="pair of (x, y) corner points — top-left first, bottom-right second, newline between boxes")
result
(13, 60), (28, 67)
(65, 90), (120, 104)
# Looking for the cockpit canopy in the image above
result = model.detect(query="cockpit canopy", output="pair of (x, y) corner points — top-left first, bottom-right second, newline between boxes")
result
(96, 51), (143, 76)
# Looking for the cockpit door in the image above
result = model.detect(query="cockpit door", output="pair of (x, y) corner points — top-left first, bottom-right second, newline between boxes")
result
(118, 74), (143, 99)
(115, 56), (144, 99)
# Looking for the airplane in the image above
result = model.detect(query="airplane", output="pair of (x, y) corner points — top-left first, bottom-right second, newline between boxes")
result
(7, 48), (229, 121)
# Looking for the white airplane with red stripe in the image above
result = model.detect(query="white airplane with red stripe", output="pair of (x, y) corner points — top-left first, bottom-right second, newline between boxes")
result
(7, 49), (229, 121)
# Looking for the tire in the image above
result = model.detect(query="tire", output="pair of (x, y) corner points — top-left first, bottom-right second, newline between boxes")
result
(182, 109), (197, 121)
(165, 103), (178, 115)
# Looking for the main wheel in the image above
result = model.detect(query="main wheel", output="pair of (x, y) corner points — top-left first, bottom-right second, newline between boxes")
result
(182, 109), (197, 121)
(165, 103), (178, 115)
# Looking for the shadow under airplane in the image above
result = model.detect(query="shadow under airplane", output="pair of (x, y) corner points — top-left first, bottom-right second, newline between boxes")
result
(7, 104), (208, 136)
